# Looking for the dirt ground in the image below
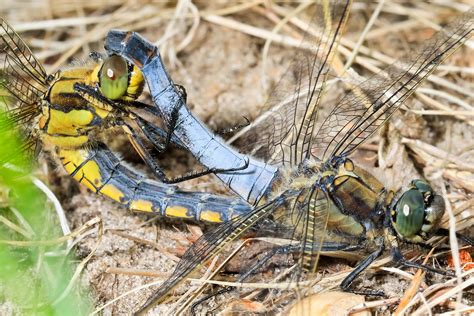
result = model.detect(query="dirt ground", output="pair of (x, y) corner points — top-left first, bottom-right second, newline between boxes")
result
(1, 1), (473, 315)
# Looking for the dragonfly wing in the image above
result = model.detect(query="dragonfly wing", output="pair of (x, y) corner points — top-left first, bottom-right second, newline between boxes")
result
(311, 8), (474, 162)
(0, 18), (49, 157)
(135, 197), (285, 314)
(270, 187), (331, 278)
(231, 0), (351, 167)
(136, 185), (338, 313)
(297, 188), (330, 275)
(0, 18), (48, 119)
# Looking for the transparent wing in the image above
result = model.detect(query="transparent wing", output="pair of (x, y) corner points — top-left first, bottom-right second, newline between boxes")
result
(135, 185), (338, 314)
(0, 17), (48, 158)
(311, 7), (474, 162)
(232, 0), (350, 167)
(296, 187), (330, 275)
(0, 17), (48, 122)
(135, 197), (284, 314)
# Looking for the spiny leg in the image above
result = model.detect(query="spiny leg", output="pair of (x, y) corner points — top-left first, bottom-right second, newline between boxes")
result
(144, 83), (186, 153)
(387, 227), (458, 277)
(81, 83), (251, 181)
(164, 91), (253, 181)
(118, 84), (184, 155)
(435, 228), (474, 246)
(132, 113), (186, 152)
(391, 247), (453, 277)
(159, 84), (186, 154)
(74, 82), (250, 183)
(122, 121), (250, 184)
(154, 84), (250, 139)
(340, 237), (385, 296)
(160, 156), (250, 184)
(73, 81), (184, 154)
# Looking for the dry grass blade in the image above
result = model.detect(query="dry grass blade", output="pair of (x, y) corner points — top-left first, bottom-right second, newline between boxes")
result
(91, 279), (165, 315)
(412, 270), (474, 315)
(32, 177), (71, 237)
(348, 297), (400, 315)
(0, 214), (33, 238)
(0, 216), (101, 246)
(394, 248), (435, 315)
(110, 229), (181, 262)
(106, 267), (169, 278)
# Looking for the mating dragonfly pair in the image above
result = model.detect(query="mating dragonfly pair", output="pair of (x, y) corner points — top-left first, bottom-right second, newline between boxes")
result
(1, 1), (473, 314)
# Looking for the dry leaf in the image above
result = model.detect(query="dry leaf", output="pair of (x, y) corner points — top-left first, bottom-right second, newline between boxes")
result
(288, 291), (370, 316)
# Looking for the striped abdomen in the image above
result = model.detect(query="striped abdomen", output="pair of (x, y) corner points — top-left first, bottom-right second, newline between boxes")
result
(59, 143), (251, 223)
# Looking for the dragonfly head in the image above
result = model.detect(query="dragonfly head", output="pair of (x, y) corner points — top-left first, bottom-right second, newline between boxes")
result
(390, 179), (445, 242)
(96, 55), (144, 101)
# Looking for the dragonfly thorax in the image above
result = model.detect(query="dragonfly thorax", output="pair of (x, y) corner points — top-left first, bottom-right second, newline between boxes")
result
(38, 55), (145, 149)
(286, 156), (447, 245)
(277, 157), (388, 241)
(288, 159), (322, 189)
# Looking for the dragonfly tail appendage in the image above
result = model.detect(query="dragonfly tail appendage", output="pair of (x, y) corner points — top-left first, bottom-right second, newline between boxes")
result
(58, 143), (251, 223)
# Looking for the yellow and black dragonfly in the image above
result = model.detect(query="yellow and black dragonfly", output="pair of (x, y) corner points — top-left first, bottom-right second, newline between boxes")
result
(104, 1), (474, 314)
(0, 17), (254, 224)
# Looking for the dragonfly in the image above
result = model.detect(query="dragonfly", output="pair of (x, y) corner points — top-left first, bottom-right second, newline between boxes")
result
(105, 1), (474, 314)
(0, 16), (264, 225)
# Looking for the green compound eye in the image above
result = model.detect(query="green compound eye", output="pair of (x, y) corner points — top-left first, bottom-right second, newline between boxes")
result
(393, 188), (425, 238)
(99, 55), (129, 100)
(392, 180), (445, 241)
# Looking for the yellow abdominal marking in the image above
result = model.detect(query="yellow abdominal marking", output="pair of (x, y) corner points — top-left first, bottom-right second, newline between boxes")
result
(165, 206), (192, 218)
(42, 135), (89, 148)
(100, 184), (126, 203)
(61, 149), (102, 191)
(61, 149), (128, 203)
(130, 199), (154, 212)
(200, 210), (224, 223)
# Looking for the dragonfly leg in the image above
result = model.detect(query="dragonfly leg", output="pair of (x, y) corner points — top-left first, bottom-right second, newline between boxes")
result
(161, 157), (250, 184)
(144, 83), (188, 155)
(434, 228), (474, 246)
(74, 81), (252, 182)
(141, 83), (185, 154)
(156, 85), (185, 154)
(190, 241), (361, 313)
(121, 122), (171, 182)
(132, 112), (186, 151)
(72, 82), (183, 151)
(74, 82), (246, 182)
(174, 84), (187, 103)
(340, 238), (385, 296)
(130, 115), (252, 183)
(391, 247), (453, 277)
(123, 121), (250, 184)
